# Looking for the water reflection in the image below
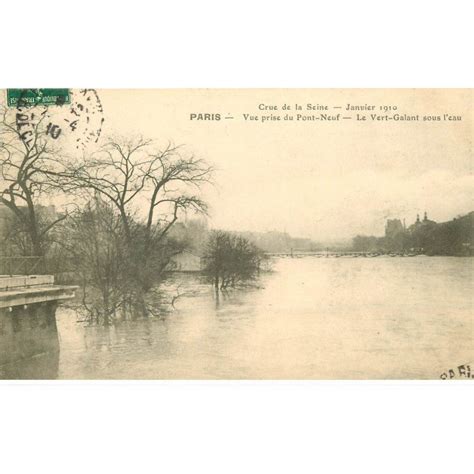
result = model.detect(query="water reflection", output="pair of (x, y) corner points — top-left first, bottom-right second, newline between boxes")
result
(0, 350), (59, 380)
(0, 302), (60, 379)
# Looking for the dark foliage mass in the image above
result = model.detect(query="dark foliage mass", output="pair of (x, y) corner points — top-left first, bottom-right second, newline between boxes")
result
(203, 231), (266, 290)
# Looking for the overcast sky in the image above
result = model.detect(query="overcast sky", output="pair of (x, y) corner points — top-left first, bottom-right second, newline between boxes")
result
(28, 89), (474, 242)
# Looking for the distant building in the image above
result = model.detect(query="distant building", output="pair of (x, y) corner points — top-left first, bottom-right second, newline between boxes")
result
(168, 251), (203, 272)
(385, 219), (405, 239)
(0, 204), (8, 226)
(408, 211), (436, 232)
(0, 204), (14, 251)
(0, 203), (59, 256)
(356, 210), (472, 255)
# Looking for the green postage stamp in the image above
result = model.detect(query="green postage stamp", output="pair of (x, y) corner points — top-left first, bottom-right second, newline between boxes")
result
(6, 88), (70, 107)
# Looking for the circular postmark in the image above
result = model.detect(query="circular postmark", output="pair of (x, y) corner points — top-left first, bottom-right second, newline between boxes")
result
(61, 89), (105, 150)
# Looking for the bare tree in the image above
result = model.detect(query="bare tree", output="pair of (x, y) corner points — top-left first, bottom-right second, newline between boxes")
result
(0, 105), (67, 256)
(57, 137), (213, 248)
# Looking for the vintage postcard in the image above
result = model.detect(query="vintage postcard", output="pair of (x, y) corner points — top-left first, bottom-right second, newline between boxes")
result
(0, 88), (472, 380)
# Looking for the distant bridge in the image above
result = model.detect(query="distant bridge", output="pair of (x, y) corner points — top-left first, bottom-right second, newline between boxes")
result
(265, 251), (376, 257)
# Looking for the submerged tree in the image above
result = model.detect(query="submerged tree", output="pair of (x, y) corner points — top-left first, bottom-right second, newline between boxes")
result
(56, 196), (194, 324)
(203, 231), (265, 290)
(60, 198), (130, 324)
(51, 136), (213, 321)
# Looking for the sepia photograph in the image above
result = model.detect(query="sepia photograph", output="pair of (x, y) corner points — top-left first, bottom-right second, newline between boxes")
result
(0, 88), (472, 380)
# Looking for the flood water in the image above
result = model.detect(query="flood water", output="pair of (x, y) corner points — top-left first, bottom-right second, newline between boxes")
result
(5, 256), (474, 379)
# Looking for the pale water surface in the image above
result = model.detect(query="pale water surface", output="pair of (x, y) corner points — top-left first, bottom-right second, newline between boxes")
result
(8, 257), (474, 379)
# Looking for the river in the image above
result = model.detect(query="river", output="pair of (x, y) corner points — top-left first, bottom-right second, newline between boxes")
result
(4, 256), (474, 379)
